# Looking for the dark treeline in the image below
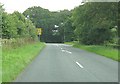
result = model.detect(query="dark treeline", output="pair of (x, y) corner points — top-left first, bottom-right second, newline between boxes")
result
(23, 6), (71, 42)
(1, 2), (119, 45)
(72, 2), (118, 45)
(23, 2), (118, 44)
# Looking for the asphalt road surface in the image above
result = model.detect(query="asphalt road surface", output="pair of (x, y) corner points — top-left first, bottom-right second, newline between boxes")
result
(14, 43), (118, 82)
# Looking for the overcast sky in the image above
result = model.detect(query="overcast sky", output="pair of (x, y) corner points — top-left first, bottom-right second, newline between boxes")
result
(0, 0), (83, 13)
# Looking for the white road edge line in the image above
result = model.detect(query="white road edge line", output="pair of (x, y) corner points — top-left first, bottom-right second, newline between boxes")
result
(76, 62), (84, 68)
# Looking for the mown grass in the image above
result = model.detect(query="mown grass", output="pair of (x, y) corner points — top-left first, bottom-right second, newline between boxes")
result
(65, 42), (119, 61)
(2, 42), (45, 82)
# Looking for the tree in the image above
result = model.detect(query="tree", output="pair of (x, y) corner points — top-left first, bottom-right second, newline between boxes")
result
(2, 12), (18, 38)
(0, 3), (4, 38)
(62, 17), (75, 42)
(23, 7), (71, 42)
(2, 11), (37, 39)
(72, 2), (118, 45)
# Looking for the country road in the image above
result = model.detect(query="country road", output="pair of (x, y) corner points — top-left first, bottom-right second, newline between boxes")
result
(14, 43), (118, 82)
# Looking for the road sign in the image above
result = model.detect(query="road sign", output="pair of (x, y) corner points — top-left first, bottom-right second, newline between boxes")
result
(37, 28), (42, 35)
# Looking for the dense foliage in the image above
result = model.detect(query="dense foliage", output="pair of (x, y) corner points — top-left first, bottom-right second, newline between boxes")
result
(72, 2), (118, 45)
(118, 2), (120, 44)
(0, 3), (3, 38)
(1, 2), (118, 45)
(23, 6), (71, 42)
(2, 10), (36, 39)
(23, 3), (118, 44)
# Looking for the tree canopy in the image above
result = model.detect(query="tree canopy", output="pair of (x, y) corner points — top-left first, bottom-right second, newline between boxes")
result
(1, 2), (118, 45)
(23, 6), (71, 42)
(72, 2), (118, 45)
(2, 10), (36, 39)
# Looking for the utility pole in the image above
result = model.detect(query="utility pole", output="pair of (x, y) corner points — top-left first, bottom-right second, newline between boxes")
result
(38, 35), (40, 42)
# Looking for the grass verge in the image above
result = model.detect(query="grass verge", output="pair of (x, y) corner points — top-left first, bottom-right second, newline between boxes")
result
(65, 42), (119, 61)
(2, 42), (45, 82)
(0, 46), (2, 84)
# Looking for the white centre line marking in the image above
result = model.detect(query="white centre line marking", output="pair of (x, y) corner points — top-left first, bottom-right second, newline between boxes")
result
(61, 49), (72, 54)
(76, 62), (84, 68)
(61, 50), (65, 52)
(66, 50), (72, 54)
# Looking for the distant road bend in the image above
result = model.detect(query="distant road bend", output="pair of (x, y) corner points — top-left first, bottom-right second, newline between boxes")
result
(15, 43), (118, 82)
